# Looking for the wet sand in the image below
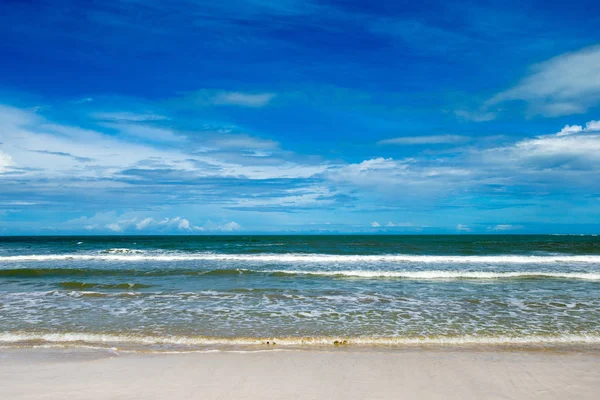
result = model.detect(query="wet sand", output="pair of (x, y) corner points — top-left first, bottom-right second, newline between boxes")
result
(1, 348), (599, 399)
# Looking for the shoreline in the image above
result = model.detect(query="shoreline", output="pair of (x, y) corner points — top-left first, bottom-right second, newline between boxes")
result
(3, 342), (600, 355)
(0, 331), (600, 347)
(2, 347), (599, 399)
(4, 331), (600, 356)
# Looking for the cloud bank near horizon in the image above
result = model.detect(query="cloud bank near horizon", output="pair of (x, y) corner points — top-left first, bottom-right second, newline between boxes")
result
(1, 97), (599, 233)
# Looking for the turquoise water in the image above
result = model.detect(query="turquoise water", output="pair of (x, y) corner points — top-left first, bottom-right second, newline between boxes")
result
(1, 235), (600, 350)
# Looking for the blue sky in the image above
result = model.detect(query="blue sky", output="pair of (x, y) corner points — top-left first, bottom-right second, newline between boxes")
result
(1, 0), (600, 234)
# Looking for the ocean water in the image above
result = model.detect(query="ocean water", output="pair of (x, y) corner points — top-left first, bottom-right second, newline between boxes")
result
(1, 235), (600, 351)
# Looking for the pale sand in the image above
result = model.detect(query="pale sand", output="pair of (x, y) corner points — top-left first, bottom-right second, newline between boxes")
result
(1, 349), (599, 399)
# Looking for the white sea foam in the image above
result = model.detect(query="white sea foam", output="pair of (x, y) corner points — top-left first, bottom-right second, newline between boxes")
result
(2, 253), (600, 264)
(1, 332), (599, 347)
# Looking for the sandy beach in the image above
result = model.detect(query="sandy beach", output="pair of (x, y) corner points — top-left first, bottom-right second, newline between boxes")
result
(1, 348), (599, 400)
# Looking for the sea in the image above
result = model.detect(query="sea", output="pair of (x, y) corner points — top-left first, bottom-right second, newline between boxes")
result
(1, 235), (600, 352)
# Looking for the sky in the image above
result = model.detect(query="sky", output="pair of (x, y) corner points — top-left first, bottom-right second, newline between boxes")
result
(1, 0), (600, 235)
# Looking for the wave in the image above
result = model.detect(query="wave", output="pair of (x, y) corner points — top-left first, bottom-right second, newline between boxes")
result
(1, 332), (600, 348)
(58, 281), (152, 290)
(1, 267), (600, 280)
(101, 248), (146, 254)
(2, 253), (600, 263)
(0, 268), (140, 278)
(276, 270), (600, 280)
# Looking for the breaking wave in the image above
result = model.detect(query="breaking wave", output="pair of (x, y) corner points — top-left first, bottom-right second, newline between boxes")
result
(2, 332), (600, 348)
(1, 268), (599, 280)
(2, 252), (600, 264)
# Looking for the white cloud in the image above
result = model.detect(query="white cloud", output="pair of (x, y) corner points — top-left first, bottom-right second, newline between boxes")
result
(194, 220), (242, 232)
(0, 104), (37, 127)
(319, 118), (600, 214)
(371, 221), (381, 227)
(324, 118), (600, 206)
(0, 201), (38, 206)
(136, 217), (154, 230)
(92, 112), (169, 122)
(178, 218), (191, 230)
(0, 151), (14, 173)
(76, 215), (240, 233)
(170, 89), (277, 111)
(487, 45), (600, 116)
(332, 157), (473, 184)
(556, 120), (600, 136)
(105, 223), (123, 232)
(0, 104), (328, 182)
(386, 221), (413, 227)
(487, 224), (523, 231)
(338, 158), (400, 177)
(101, 122), (184, 143)
(157, 217), (186, 229)
(107, 217), (140, 232)
(585, 120), (600, 131)
(210, 134), (279, 150)
(327, 157), (471, 200)
(74, 97), (94, 104)
(221, 221), (241, 232)
(377, 135), (468, 145)
(4, 100), (600, 229)
(229, 185), (338, 210)
(486, 129), (600, 171)
(557, 124), (583, 136)
(65, 214), (197, 233)
(188, 90), (275, 108)
(213, 91), (275, 107)
(0, 105), (198, 179)
(456, 224), (470, 232)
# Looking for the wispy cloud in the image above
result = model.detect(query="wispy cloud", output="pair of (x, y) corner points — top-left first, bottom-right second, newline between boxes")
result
(184, 90), (276, 108)
(454, 109), (497, 122)
(209, 134), (279, 150)
(486, 45), (600, 117)
(28, 150), (94, 163)
(487, 224), (523, 231)
(136, 217), (154, 230)
(74, 97), (94, 104)
(369, 18), (473, 54)
(456, 224), (470, 232)
(378, 135), (468, 145)
(92, 112), (170, 122)
(386, 221), (413, 227)
(212, 91), (276, 107)
(101, 122), (185, 143)
(0, 102), (339, 229)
